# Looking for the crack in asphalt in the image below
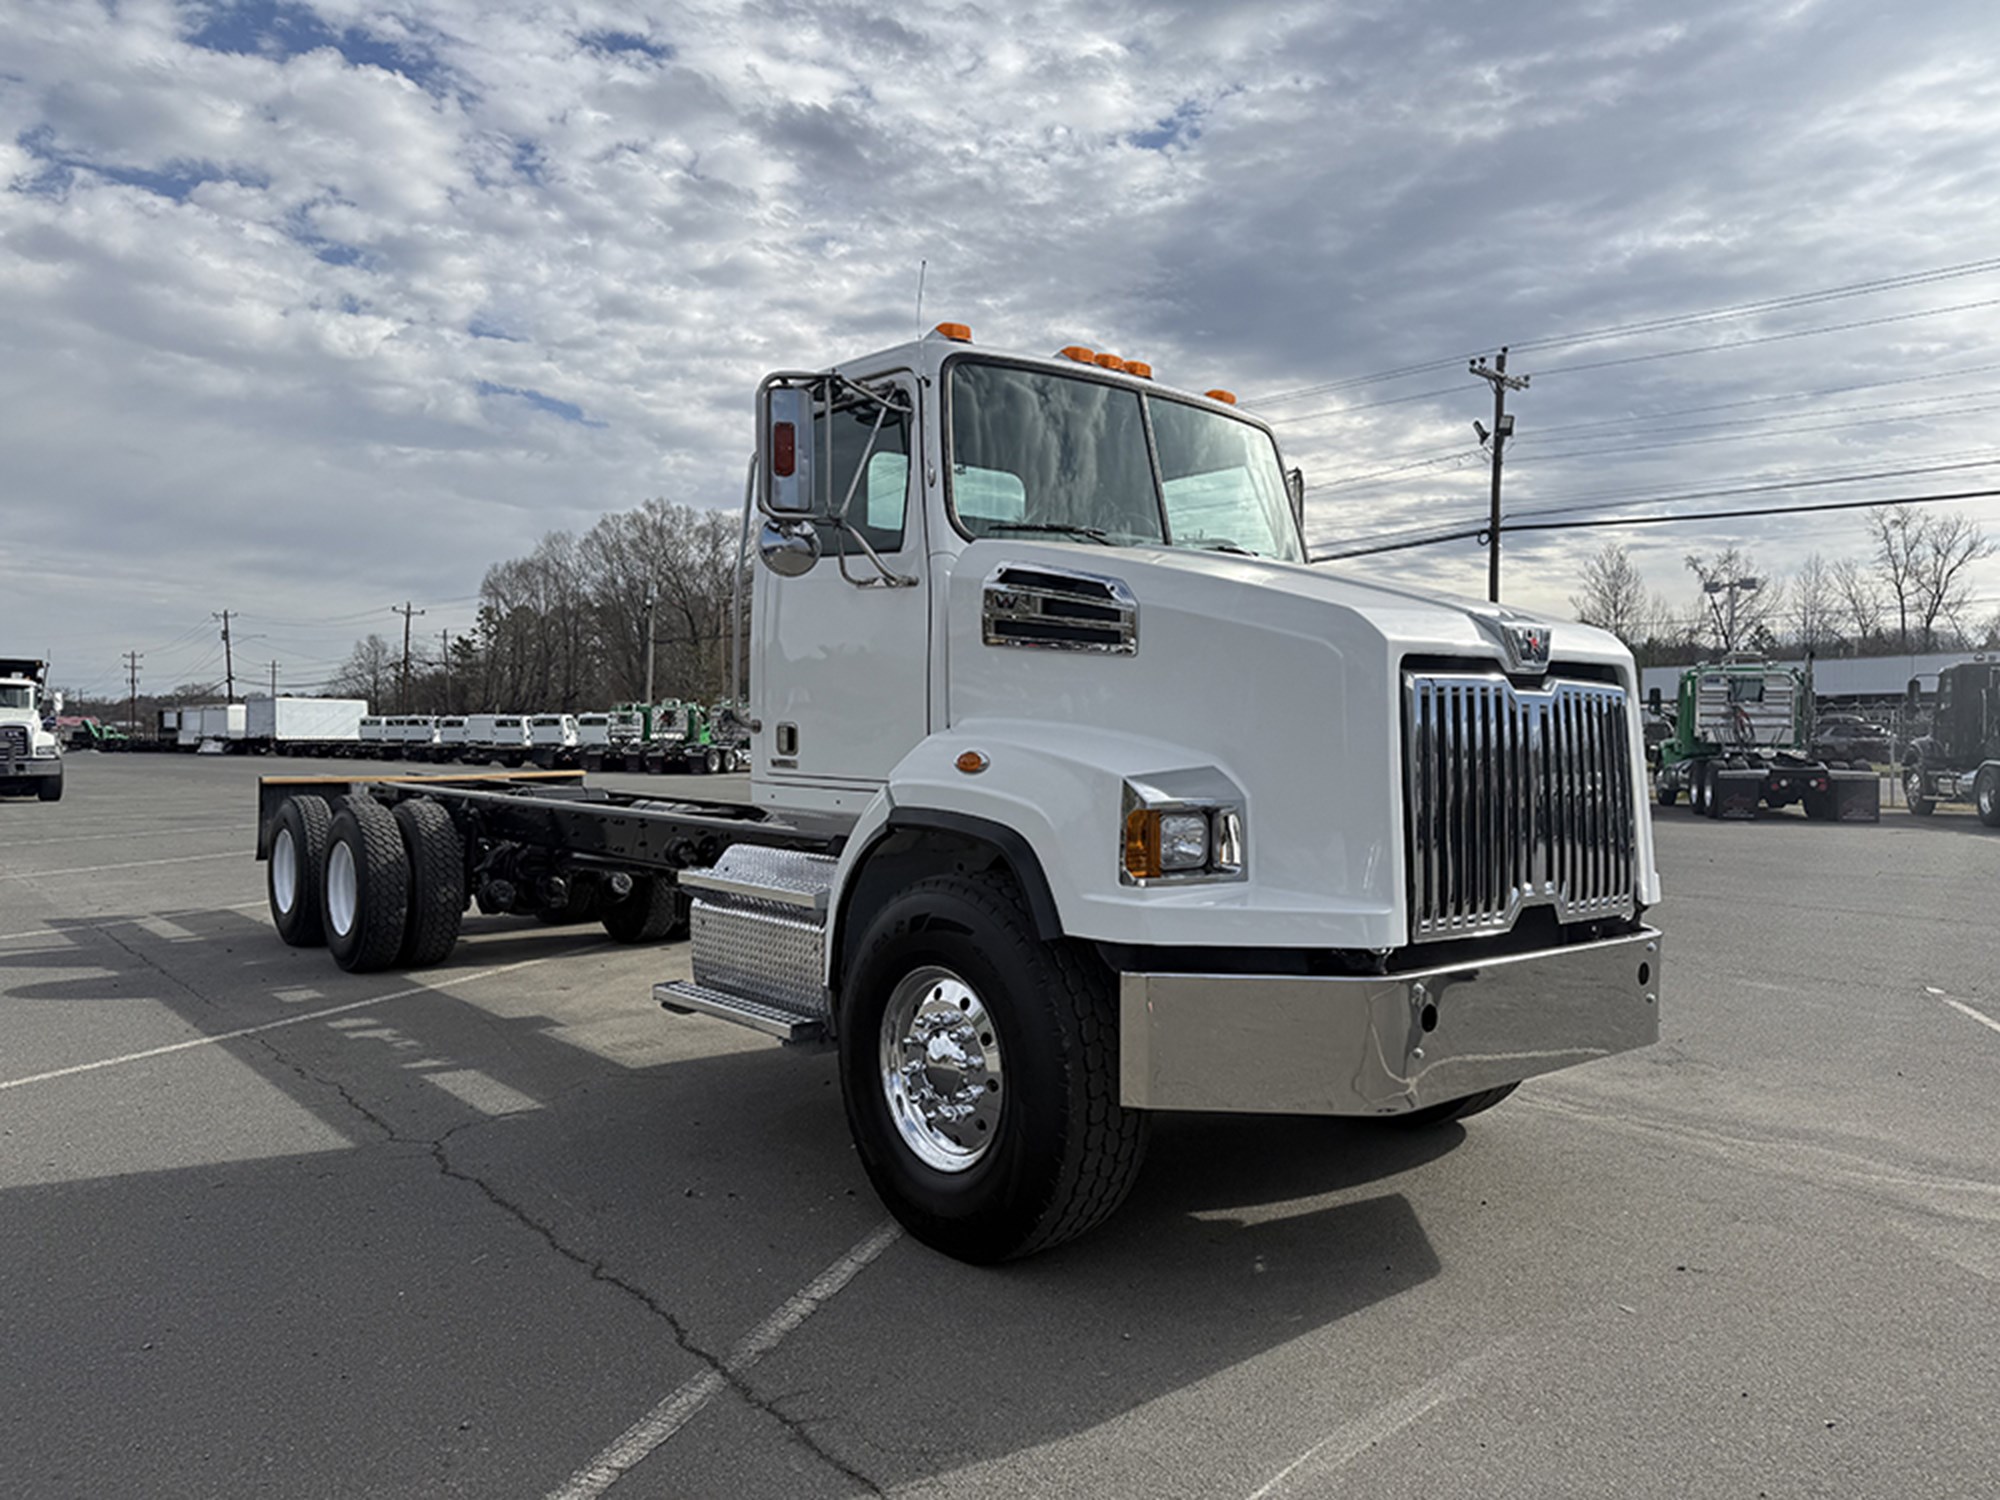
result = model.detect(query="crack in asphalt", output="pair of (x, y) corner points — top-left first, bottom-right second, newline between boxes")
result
(251, 1031), (884, 1495)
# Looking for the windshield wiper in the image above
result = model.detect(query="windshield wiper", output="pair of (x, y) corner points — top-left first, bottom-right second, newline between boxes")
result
(988, 522), (1113, 545)
(1182, 538), (1258, 556)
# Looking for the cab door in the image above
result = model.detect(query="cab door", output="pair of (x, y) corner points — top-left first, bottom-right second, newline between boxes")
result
(753, 373), (930, 806)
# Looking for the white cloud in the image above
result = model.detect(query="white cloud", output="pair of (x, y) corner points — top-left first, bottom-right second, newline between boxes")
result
(4, 0), (2000, 698)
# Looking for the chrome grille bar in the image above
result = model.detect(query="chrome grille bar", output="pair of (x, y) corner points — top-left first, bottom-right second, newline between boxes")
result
(1405, 672), (1637, 942)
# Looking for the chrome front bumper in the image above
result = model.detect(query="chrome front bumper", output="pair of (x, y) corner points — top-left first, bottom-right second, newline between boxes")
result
(1118, 927), (1661, 1115)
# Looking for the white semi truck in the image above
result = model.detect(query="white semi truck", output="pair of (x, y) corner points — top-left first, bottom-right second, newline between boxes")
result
(255, 325), (1663, 1262)
(0, 657), (64, 801)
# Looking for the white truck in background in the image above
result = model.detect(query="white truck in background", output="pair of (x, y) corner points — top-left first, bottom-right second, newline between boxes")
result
(255, 324), (1663, 1262)
(0, 658), (63, 801)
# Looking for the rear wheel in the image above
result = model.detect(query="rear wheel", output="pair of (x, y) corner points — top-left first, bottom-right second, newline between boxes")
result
(322, 796), (410, 972)
(839, 871), (1148, 1263)
(1387, 1082), (1519, 1129)
(393, 799), (465, 966)
(599, 877), (689, 942)
(268, 796), (331, 946)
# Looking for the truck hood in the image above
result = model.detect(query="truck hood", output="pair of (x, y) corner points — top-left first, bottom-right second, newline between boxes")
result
(940, 539), (1658, 949)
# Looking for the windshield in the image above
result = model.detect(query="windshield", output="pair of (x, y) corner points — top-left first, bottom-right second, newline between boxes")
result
(946, 360), (1302, 561)
(0, 685), (31, 711)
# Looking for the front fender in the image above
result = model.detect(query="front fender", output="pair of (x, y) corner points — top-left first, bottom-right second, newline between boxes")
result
(832, 717), (1403, 958)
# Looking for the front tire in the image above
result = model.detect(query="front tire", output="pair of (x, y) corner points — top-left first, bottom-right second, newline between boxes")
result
(322, 796), (410, 972)
(268, 796), (331, 946)
(1976, 767), (2000, 828)
(37, 772), (62, 802)
(1904, 762), (1935, 816)
(839, 871), (1148, 1263)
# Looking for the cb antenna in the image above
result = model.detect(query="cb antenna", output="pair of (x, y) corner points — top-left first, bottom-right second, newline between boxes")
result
(915, 258), (927, 339)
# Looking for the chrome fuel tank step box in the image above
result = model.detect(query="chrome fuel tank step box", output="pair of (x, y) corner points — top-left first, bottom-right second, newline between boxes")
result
(658, 845), (837, 1037)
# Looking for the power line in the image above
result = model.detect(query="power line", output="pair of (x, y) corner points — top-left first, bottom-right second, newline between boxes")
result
(1247, 255), (2000, 406)
(1310, 486), (2000, 563)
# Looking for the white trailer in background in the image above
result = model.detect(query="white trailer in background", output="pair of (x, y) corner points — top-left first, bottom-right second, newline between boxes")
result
(243, 698), (368, 755)
(529, 714), (580, 768)
(435, 717), (470, 761)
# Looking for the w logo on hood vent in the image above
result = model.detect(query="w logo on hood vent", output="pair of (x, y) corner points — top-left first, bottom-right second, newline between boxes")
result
(982, 564), (1138, 655)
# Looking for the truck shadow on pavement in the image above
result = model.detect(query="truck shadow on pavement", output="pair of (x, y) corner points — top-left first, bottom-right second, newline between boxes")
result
(1, 903), (1461, 1497)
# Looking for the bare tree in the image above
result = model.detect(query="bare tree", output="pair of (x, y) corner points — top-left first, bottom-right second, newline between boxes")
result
(1788, 552), (1841, 656)
(1830, 556), (1882, 649)
(1685, 548), (1785, 654)
(1909, 510), (1993, 651)
(1569, 542), (1649, 647)
(329, 634), (392, 707)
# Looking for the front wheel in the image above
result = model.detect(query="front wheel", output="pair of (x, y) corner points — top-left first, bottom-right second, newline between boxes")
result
(37, 772), (62, 802)
(1905, 763), (1935, 816)
(839, 871), (1148, 1263)
(1657, 779), (1677, 808)
(1976, 767), (2000, 828)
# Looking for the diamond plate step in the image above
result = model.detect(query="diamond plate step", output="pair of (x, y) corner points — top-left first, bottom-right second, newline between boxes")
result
(656, 980), (827, 1044)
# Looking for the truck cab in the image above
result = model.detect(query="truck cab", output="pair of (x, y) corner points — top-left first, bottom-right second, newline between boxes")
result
(1903, 660), (2000, 823)
(0, 658), (64, 801)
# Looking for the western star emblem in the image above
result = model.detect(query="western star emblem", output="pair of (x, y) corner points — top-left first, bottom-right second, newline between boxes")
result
(1503, 621), (1552, 674)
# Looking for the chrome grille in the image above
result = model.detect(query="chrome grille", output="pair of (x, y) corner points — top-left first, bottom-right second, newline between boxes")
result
(1404, 672), (1637, 942)
(0, 725), (26, 761)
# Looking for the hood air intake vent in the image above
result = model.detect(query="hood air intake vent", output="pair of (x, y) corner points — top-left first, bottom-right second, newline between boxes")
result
(982, 564), (1138, 655)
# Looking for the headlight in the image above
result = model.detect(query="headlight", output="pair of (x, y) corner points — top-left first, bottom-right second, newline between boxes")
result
(1120, 772), (1246, 884)
(32, 744), (57, 758)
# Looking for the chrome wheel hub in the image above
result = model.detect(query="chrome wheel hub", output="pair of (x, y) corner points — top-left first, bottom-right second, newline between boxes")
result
(879, 966), (1004, 1173)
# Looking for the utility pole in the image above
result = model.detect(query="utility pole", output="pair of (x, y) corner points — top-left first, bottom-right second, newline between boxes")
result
(124, 650), (143, 734)
(267, 660), (281, 699)
(1470, 348), (1530, 602)
(642, 589), (658, 705)
(212, 610), (236, 698)
(392, 601), (425, 712)
(438, 628), (452, 714)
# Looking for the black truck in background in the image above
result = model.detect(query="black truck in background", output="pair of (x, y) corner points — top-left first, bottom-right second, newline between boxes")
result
(1902, 659), (2000, 825)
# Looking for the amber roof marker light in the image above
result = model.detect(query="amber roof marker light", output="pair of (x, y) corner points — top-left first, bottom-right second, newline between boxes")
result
(933, 322), (973, 342)
(1205, 389), (1238, 405)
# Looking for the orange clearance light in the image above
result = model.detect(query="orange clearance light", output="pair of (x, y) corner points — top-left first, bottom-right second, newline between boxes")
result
(955, 749), (990, 775)
(934, 322), (973, 342)
(1206, 388), (1238, 405)
(1123, 808), (1162, 880)
(1122, 360), (1153, 378)
(1093, 352), (1124, 369)
(1059, 345), (1096, 363)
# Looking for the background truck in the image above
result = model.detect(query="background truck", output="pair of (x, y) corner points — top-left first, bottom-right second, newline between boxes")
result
(1652, 656), (1878, 820)
(244, 697), (368, 755)
(1901, 659), (2000, 824)
(0, 658), (64, 800)
(255, 323), (1664, 1262)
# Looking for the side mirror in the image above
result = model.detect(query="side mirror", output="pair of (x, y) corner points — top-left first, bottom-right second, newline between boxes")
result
(758, 519), (821, 578)
(764, 387), (817, 515)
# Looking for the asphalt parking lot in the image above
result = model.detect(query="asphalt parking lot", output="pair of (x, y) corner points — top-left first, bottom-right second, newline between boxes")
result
(4, 753), (1997, 1499)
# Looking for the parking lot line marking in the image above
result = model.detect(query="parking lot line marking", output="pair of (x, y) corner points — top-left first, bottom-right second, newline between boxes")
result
(0, 851), (240, 879)
(422, 1068), (543, 1116)
(1244, 1343), (1512, 1500)
(0, 952), (593, 1093)
(1, 822), (258, 847)
(545, 1219), (904, 1500)
(0, 901), (268, 946)
(1926, 986), (2000, 1037)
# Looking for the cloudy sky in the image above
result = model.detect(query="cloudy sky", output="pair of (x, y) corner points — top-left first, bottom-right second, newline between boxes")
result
(6, 0), (2000, 701)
